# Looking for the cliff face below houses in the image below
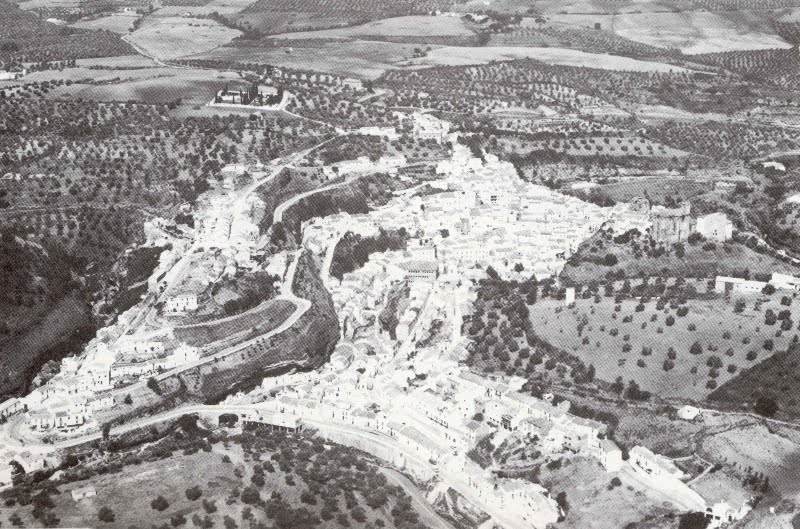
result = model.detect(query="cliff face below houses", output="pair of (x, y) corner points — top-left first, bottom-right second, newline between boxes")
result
(155, 250), (339, 404)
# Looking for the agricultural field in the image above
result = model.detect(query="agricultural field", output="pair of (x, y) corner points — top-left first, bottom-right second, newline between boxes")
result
(573, 177), (713, 205)
(126, 16), (242, 60)
(69, 12), (139, 34)
(498, 134), (687, 159)
(491, 21), (672, 58)
(42, 66), (244, 106)
(224, 0), (462, 35)
(527, 288), (800, 399)
(561, 230), (799, 285)
(267, 15), (476, 40)
(609, 12), (793, 54)
(191, 40), (424, 79)
(404, 45), (697, 73)
(0, 0), (134, 63)
(697, 422), (800, 496)
(710, 344), (800, 419)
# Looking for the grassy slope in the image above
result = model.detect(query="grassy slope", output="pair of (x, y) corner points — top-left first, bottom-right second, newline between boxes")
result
(709, 344), (800, 418)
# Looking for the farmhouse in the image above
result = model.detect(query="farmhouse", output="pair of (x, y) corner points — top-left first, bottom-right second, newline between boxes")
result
(770, 272), (800, 291)
(0, 69), (25, 81)
(677, 405), (701, 421)
(714, 276), (766, 295)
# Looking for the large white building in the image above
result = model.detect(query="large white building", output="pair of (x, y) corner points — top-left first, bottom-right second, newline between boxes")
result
(696, 212), (733, 242)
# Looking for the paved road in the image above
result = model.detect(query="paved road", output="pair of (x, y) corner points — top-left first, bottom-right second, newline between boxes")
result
(273, 176), (357, 225)
(382, 467), (456, 529)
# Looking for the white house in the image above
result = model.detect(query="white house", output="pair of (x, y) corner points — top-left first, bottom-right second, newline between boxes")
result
(677, 405), (701, 421)
(165, 293), (198, 313)
(594, 439), (622, 472)
(630, 446), (684, 479)
(714, 276), (766, 295)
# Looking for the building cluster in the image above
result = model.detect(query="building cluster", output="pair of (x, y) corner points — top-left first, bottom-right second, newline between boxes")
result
(393, 112), (451, 143)
(714, 271), (800, 295)
(212, 82), (284, 107)
(164, 194), (266, 314)
(20, 340), (200, 431)
(225, 359), (571, 527)
(608, 199), (734, 244)
(0, 69), (26, 81)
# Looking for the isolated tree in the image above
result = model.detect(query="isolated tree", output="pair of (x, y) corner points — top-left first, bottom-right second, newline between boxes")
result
(98, 507), (115, 523)
(151, 495), (169, 511)
(185, 486), (202, 501)
(754, 396), (778, 417)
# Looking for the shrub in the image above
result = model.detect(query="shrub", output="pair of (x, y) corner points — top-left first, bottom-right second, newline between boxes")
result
(185, 486), (202, 501)
(746, 350), (758, 361)
(170, 514), (187, 527)
(689, 342), (703, 355)
(676, 306), (689, 317)
(241, 486), (260, 505)
(764, 339), (774, 351)
(98, 507), (115, 523)
(666, 315), (675, 326)
(202, 499), (217, 513)
(151, 496), (169, 511)
(754, 396), (778, 417)
(706, 379), (718, 389)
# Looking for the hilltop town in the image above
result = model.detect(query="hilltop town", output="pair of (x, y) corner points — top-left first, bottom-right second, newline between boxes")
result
(3, 0), (800, 527)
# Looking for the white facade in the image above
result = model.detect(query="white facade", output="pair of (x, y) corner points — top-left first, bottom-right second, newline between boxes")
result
(165, 293), (198, 313)
(696, 213), (733, 242)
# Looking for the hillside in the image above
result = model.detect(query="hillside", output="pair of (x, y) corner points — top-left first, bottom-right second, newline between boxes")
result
(0, 0), (134, 65)
(0, 231), (93, 397)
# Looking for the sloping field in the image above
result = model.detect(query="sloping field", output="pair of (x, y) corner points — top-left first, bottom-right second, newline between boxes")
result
(190, 40), (422, 79)
(528, 293), (798, 399)
(70, 13), (138, 34)
(612, 11), (792, 53)
(75, 54), (159, 67)
(267, 15), (475, 39)
(127, 16), (241, 60)
(405, 45), (695, 72)
(43, 67), (242, 104)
